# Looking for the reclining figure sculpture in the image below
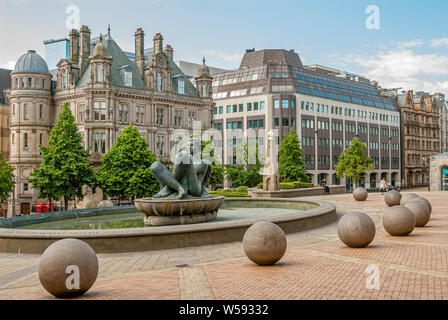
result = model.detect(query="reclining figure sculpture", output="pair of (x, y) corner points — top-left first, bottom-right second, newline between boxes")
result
(150, 138), (213, 199)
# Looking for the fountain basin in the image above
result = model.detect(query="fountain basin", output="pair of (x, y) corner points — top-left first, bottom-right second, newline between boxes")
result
(0, 198), (335, 254)
(134, 196), (225, 226)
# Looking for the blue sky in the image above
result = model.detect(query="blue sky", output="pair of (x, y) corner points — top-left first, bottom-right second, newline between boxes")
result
(1, 0), (448, 94)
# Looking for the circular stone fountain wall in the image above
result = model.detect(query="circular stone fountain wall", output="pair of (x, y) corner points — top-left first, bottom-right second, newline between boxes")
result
(0, 198), (336, 254)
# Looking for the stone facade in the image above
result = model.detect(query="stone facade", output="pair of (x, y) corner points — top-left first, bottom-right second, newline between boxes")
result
(398, 90), (440, 187)
(0, 68), (11, 160)
(429, 153), (448, 191)
(6, 27), (214, 217)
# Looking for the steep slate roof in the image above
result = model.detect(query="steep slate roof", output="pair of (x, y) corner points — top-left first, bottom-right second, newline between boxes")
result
(78, 37), (146, 89)
(77, 36), (199, 97)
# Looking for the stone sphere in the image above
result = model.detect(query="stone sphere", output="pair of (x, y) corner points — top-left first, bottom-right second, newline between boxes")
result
(382, 206), (416, 236)
(243, 222), (287, 266)
(38, 238), (99, 298)
(405, 198), (431, 227)
(419, 197), (432, 214)
(337, 211), (376, 248)
(384, 190), (402, 207)
(400, 193), (418, 206)
(353, 187), (368, 201)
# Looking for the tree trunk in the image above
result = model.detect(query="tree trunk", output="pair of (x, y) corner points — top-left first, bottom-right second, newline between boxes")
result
(64, 196), (69, 211)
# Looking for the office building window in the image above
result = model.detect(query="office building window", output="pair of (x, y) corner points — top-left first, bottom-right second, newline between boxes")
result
(274, 100), (279, 109)
(247, 103), (252, 111)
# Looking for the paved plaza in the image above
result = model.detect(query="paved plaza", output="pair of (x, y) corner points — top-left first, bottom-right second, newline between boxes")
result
(0, 190), (447, 300)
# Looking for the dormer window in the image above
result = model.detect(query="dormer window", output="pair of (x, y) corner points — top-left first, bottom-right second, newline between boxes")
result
(119, 66), (133, 87)
(157, 72), (163, 92)
(178, 78), (185, 94)
(124, 71), (132, 86)
(62, 69), (67, 90)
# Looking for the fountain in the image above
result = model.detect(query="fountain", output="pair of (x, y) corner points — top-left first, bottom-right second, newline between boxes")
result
(134, 138), (225, 226)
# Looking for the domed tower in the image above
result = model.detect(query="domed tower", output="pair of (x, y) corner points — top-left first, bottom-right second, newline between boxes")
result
(8, 50), (53, 217)
(195, 57), (213, 98)
(89, 35), (112, 88)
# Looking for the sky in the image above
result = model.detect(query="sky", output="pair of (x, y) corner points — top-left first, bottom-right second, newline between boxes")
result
(1, 0), (448, 94)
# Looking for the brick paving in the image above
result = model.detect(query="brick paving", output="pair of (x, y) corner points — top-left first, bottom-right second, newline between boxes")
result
(0, 189), (447, 300)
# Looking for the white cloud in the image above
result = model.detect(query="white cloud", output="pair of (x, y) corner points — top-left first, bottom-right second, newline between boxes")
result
(9, 0), (29, 6)
(0, 60), (16, 70)
(431, 38), (448, 47)
(202, 50), (243, 63)
(396, 39), (423, 49)
(341, 49), (448, 95)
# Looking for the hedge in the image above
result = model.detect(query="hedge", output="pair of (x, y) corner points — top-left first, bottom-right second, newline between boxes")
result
(257, 181), (314, 189)
(209, 191), (251, 198)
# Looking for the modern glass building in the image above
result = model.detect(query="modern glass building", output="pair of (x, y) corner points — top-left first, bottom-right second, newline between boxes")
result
(43, 38), (70, 70)
(212, 49), (401, 188)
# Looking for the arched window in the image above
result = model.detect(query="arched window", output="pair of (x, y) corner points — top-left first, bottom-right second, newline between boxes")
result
(62, 69), (67, 90)
(157, 72), (163, 92)
(202, 84), (207, 97)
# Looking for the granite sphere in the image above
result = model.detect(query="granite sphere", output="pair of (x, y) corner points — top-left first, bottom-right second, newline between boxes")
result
(382, 206), (416, 236)
(353, 187), (368, 201)
(419, 197), (432, 214)
(384, 190), (402, 207)
(405, 198), (431, 227)
(243, 222), (287, 266)
(38, 238), (99, 298)
(400, 193), (419, 206)
(337, 211), (376, 248)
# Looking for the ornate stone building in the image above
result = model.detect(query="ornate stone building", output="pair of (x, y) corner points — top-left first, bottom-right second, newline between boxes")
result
(398, 90), (440, 187)
(0, 68), (11, 161)
(6, 27), (213, 216)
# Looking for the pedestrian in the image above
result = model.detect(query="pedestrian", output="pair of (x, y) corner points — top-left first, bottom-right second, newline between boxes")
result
(379, 177), (387, 195)
(321, 179), (330, 194)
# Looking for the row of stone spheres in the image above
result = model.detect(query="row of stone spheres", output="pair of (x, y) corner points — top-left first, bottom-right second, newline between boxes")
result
(338, 189), (433, 248)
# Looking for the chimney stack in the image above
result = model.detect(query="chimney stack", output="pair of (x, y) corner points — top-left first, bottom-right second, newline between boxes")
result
(153, 33), (163, 55)
(79, 25), (91, 75)
(165, 44), (173, 60)
(69, 29), (80, 64)
(135, 28), (145, 78)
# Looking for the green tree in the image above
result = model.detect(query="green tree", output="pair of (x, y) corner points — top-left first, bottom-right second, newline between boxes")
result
(0, 154), (15, 202)
(278, 129), (309, 182)
(201, 140), (223, 190)
(97, 124), (158, 200)
(224, 138), (263, 188)
(335, 137), (374, 188)
(28, 102), (95, 210)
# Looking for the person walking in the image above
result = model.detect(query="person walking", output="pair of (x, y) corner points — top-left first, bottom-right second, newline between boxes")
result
(379, 177), (387, 195)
